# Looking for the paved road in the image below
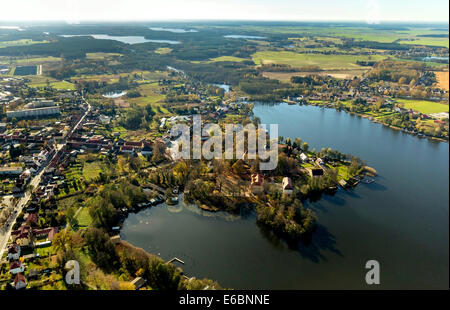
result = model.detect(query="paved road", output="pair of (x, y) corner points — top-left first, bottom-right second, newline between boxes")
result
(0, 97), (91, 258)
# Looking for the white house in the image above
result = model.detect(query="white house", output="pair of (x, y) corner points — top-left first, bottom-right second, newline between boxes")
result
(300, 153), (309, 162)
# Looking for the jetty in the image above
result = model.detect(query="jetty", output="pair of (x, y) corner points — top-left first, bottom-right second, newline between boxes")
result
(167, 257), (185, 265)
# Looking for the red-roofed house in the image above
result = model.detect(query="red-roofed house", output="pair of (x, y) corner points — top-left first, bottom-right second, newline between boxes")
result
(251, 174), (264, 194)
(282, 177), (293, 195)
(14, 273), (27, 290)
(10, 261), (24, 275)
(7, 243), (21, 261)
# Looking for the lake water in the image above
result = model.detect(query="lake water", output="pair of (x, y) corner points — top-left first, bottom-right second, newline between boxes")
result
(214, 84), (231, 93)
(149, 27), (198, 33)
(122, 103), (449, 289)
(60, 34), (180, 45)
(224, 35), (266, 39)
(103, 91), (127, 98)
(423, 56), (449, 62)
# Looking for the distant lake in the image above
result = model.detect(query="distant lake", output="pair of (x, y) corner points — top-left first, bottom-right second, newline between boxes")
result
(60, 34), (180, 45)
(224, 35), (266, 39)
(167, 66), (186, 76)
(102, 91), (127, 98)
(149, 27), (198, 33)
(423, 56), (449, 62)
(214, 84), (231, 93)
(146, 40), (180, 45)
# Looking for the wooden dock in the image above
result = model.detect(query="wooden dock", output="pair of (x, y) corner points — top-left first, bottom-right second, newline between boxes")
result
(167, 257), (185, 265)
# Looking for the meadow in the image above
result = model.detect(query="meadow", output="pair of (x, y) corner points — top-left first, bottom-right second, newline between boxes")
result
(252, 51), (387, 70)
(396, 99), (449, 114)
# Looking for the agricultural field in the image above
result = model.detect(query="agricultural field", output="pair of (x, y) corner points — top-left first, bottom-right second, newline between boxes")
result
(12, 56), (62, 64)
(154, 47), (172, 54)
(0, 39), (49, 48)
(85, 52), (123, 60)
(193, 55), (249, 63)
(435, 70), (449, 91)
(28, 80), (75, 90)
(396, 99), (449, 114)
(263, 69), (367, 81)
(252, 51), (387, 70)
(127, 82), (166, 108)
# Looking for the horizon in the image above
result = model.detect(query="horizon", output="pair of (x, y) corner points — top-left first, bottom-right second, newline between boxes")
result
(0, 0), (449, 23)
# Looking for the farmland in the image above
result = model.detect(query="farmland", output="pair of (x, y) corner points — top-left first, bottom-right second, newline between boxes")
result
(435, 70), (449, 91)
(252, 51), (387, 70)
(396, 99), (449, 114)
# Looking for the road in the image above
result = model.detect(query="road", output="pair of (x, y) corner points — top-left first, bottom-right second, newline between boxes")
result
(0, 97), (91, 259)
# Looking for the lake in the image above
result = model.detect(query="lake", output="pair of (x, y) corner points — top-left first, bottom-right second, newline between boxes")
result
(122, 103), (449, 289)
(224, 35), (266, 39)
(102, 91), (127, 98)
(213, 84), (231, 93)
(149, 27), (198, 33)
(60, 34), (180, 45)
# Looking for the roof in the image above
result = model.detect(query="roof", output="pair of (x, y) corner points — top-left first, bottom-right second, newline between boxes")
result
(130, 277), (146, 289)
(251, 174), (264, 186)
(14, 273), (26, 286)
(8, 243), (19, 254)
(282, 177), (293, 190)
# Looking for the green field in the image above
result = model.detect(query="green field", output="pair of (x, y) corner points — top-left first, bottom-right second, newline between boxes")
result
(128, 82), (167, 109)
(200, 55), (248, 63)
(75, 207), (92, 227)
(0, 39), (49, 48)
(13, 56), (62, 64)
(396, 99), (449, 114)
(82, 161), (103, 181)
(252, 51), (387, 70)
(29, 80), (75, 90)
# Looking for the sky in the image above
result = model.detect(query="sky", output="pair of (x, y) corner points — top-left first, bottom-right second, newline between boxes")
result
(0, 0), (448, 23)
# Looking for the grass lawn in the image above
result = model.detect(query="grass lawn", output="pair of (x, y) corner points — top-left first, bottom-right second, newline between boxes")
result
(252, 51), (387, 70)
(82, 161), (103, 181)
(29, 80), (75, 90)
(396, 99), (449, 114)
(75, 207), (92, 227)
(35, 245), (55, 257)
(128, 82), (167, 112)
(336, 164), (351, 180)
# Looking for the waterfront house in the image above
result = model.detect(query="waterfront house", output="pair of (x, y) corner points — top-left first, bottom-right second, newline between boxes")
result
(307, 167), (324, 178)
(250, 173), (264, 194)
(282, 177), (293, 195)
